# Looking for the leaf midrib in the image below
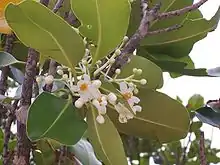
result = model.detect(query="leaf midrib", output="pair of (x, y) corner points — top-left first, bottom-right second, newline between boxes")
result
(91, 107), (113, 165)
(15, 4), (75, 71)
(40, 97), (71, 138)
(144, 19), (213, 46)
(134, 116), (187, 133)
(92, 0), (102, 64)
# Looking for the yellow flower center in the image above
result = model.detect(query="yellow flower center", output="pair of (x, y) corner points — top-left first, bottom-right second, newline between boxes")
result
(80, 83), (88, 91)
(123, 92), (132, 100)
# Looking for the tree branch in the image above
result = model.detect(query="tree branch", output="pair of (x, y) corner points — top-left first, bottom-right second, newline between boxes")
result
(158, 0), (208, 20)
(3, 100), (18, 165)
(108, 1), (161, 76)
(147, 24), (183, 35)
(199, 131), (207, 165)
(53, 0), (64, 13)
(15, 48), (39, 165)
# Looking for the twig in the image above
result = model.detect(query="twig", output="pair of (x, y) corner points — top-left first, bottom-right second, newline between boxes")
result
(158, 0), (208, 20)
(16, 48), (39, 165)
(147, 24), (183, 35)
(53, 0), (65, 13)
(199, 131), (207, 165)
(39, 0), (50, 6)
(3, 100), (18, 165)
(108, 1), (161, 76)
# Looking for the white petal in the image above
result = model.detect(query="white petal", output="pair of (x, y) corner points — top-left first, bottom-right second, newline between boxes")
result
(92, 99), (100, 107)
(133, 105), (142, 112)
(96, 115), (105, 124)
(119, 114), (127, 123)
(99, 106), (107, 115)
(119, 82), (128, 93)
(83, 74), (90, 81)
(131, 96), (140, 104)
(89, 87), (101, 99)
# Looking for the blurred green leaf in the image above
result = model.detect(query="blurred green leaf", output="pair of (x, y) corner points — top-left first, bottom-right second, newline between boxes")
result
(71, 0), (130, 64)
(190, 121), (203, 132)
(119, 55), (163, 89)
(108, 89), (190, 143)
(87, 105), (128, 165)
(69, 139), (102, 165)
(27, 92), (87, 145)
(5, 0), (85, 71)
(187, 94), (204, 111)
(0, 51), (21, 67)
(0, 129), (3, 139)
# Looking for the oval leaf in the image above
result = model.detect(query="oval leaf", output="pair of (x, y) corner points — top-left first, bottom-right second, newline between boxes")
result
(108, 89), (190, 143)
(5, 0), (85, 71)
(71, 0), (131, 64)
(27, 92), (87, 145)
(119, 55), (163, 89)
(87, 106), (128, 165)
(0, 51), (20, 67)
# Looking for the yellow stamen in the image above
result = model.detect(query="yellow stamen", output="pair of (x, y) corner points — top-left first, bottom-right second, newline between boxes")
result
(80, 83), (88, 91)
(123, 92), (132, 100)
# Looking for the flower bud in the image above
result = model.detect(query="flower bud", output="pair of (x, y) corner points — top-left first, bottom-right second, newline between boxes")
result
(115, 49), (121, 56)
(75, 98), (84, 108)
(108, 93), (117, 104)
(123, 36), (129, 42)
(136, 69), (142, 75)
(57, 69), (63, 75)
(45, 75), (54, 85)
(115, 69), (121, 74)
(92, 80), (102, 88)
(133, 68), (138, 73)
(96, 115), (105, 124)
(140, 79), (147, 85)
(62, 74), (68, 80)
(109, 58), (115, 64)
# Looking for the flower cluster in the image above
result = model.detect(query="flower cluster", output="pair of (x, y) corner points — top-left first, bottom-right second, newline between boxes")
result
(35, 36), (147, 124)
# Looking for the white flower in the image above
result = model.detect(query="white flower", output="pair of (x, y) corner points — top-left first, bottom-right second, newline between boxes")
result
(114, 103), (134, 123)
(75, 98), (84, 108)
(119, 82), (140, 106)
(92, 96), (107, 115)
(119, 82), (142, 114)
(72, 74), (101, 102)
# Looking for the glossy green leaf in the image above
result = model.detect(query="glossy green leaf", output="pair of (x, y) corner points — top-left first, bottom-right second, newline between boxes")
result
(119, 55), (163, 89)
(69, 139), (102, 165)
(71, 0), (131, 64)
(27, 92), (87, 145)
(108, 89), (190, 143)
(5, 0), (85, 71)
(0, 51), (21, 67)
(87, 106), (128, 165)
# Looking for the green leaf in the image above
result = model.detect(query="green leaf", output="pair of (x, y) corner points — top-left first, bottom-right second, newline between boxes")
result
(87, 106), (128, 165)
(141, 7), (220, 58)
(71, 0), (131, 64)
(190, 121), (203, 132)
(195, 106), (220, 128)
(108, 89), (190, 143)
(5, 0), (85, 71)
(119, 55), (163, 89)
(27, 92), (87, 145)
(0, 129), (3, 139)
(69, 139), (102, 165)
(0, 51), (21, 67)
(187, 94), (204, 111)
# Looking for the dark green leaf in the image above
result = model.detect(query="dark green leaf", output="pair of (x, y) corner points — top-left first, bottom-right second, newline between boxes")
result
(5, 0), (85, 71)
(27, 92), (87, 145)
(71, 0), (131, 64)
(108, 89), (190, 143)
(87, 105), (128, 165)
(190, 121), (203, 132)
(195, 106), (220, 128)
